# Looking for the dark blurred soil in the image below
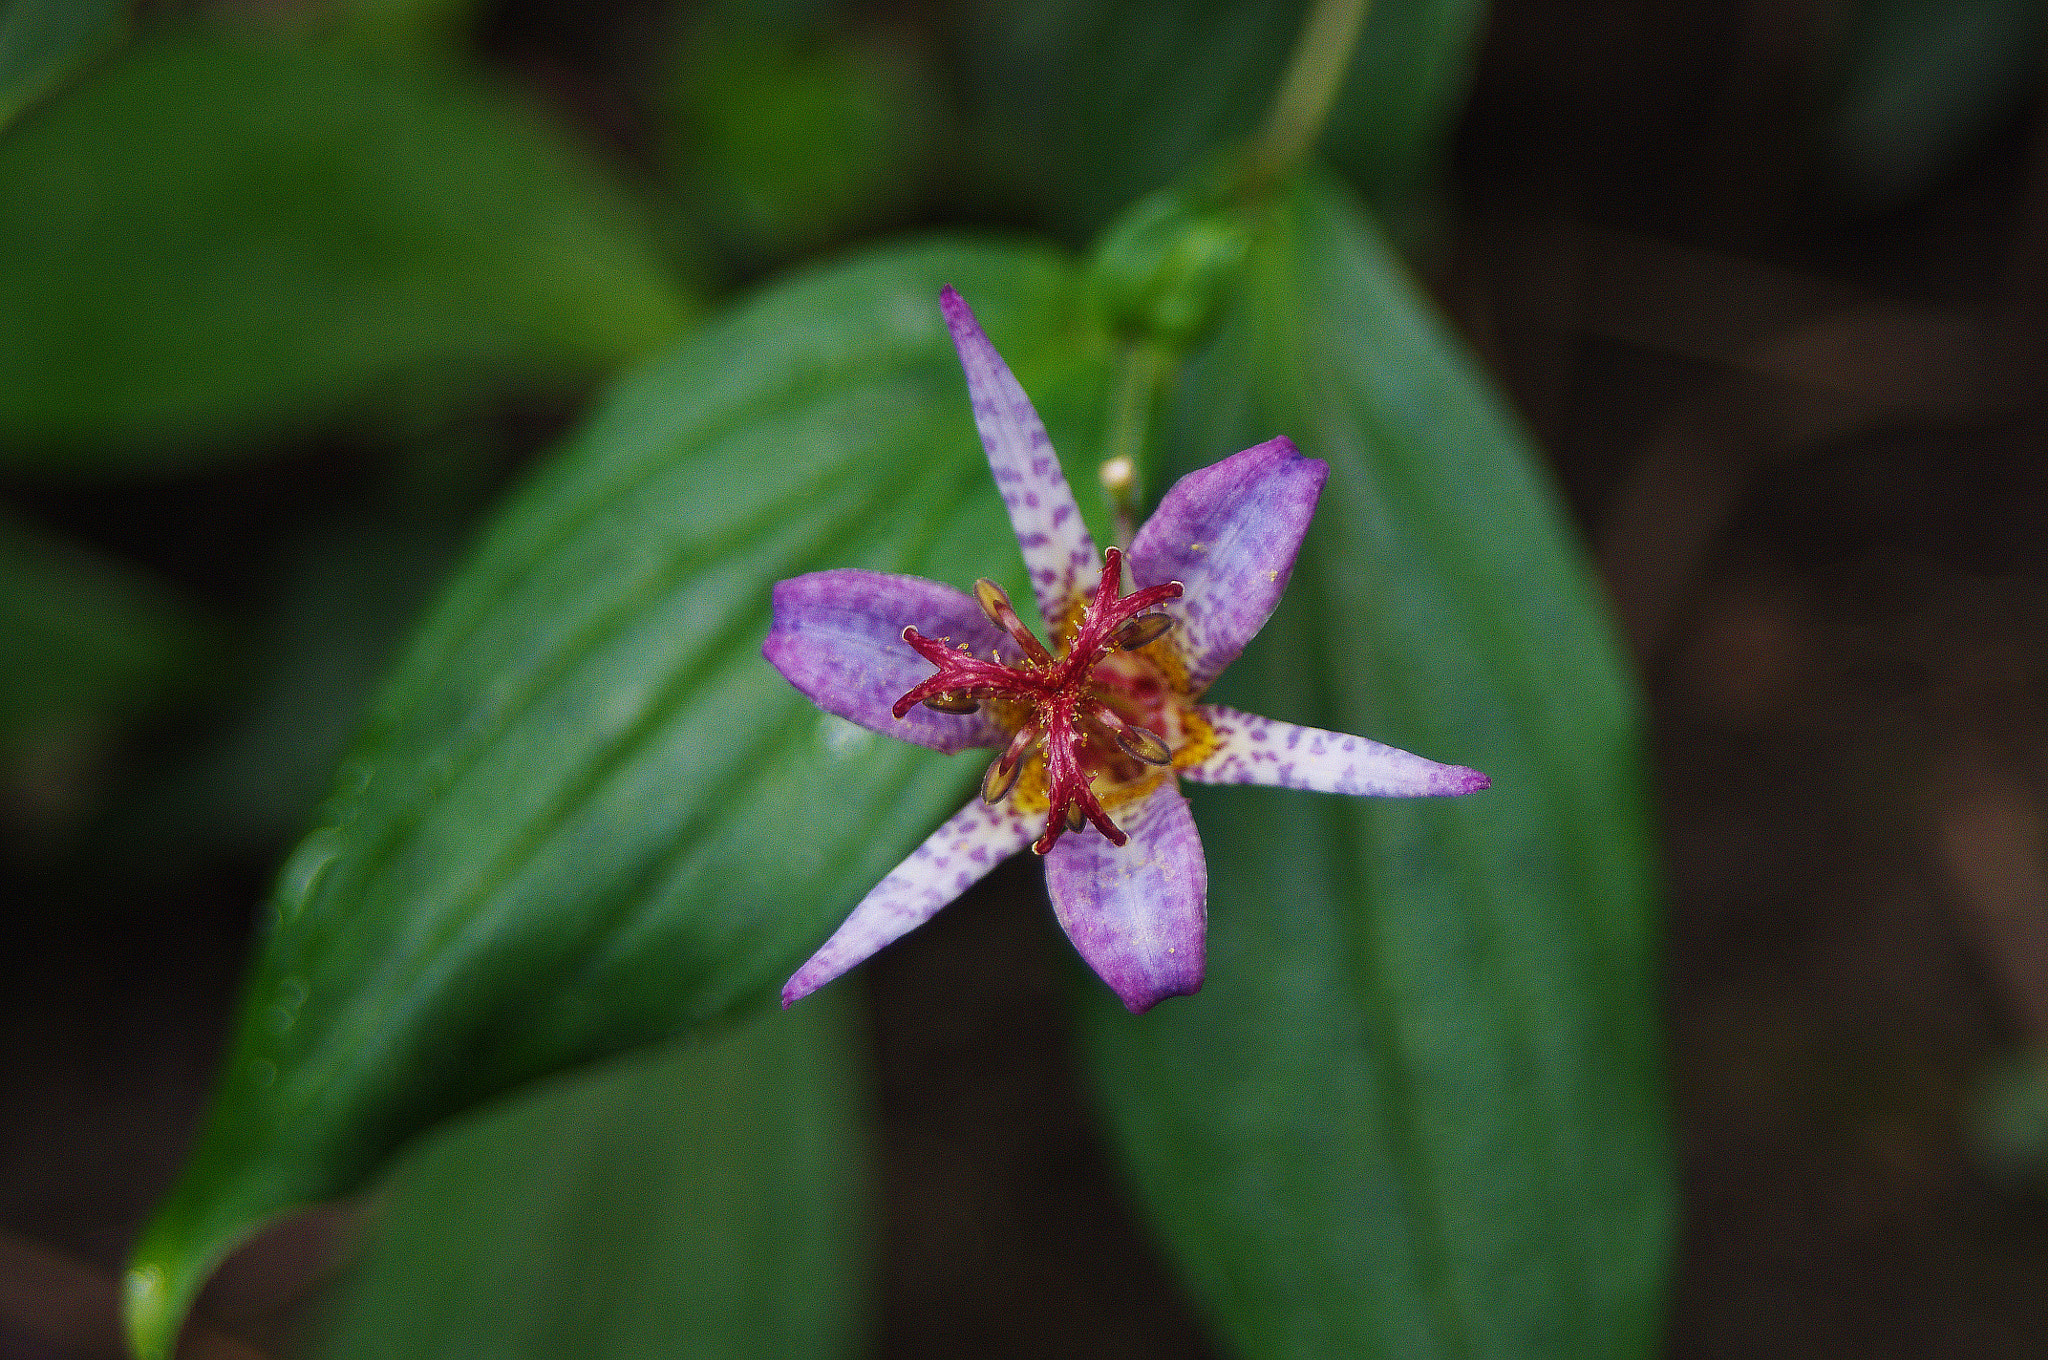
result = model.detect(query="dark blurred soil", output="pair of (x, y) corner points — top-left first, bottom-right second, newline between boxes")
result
(1451, 6), (2048, 1357)
(5, 2), (2048, 1358)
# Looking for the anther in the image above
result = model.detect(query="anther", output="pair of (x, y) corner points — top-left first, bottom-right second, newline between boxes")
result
(1113, 724), (1172, 765)
(1090, 704), (1173, 766)
(982, 726), (1038, 804)
(981, 751), (1021, 803)
(974, 578), (1054, 666)
(1112, 613), (1173, 651)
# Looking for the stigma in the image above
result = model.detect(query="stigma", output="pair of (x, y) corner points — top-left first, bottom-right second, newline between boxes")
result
(891, 547), (1182, 855)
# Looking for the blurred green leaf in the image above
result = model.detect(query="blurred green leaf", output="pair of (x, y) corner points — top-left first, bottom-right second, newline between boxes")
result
(323, 991), (871, 1360)
(1824, 0), (2047, 206)
(0, 511), (200, 830)
(0, 0), (127, 129)
(1970, 1050), (2048, 1191)
(665, 20), (940, 263)
(126, 241), (1112, 1358)
(325, 0), (483, 51)
(0, 32), (692, 468)
(0, 510), (198, 748)
(137, 514), (461, 859)
(1081, 173), (1671, 1358)
(967, 0), (1487, 239)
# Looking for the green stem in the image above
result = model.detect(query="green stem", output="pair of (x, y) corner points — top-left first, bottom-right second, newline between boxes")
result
(1254, 0), (1373, 182)
(1098, 344), (1169, 545)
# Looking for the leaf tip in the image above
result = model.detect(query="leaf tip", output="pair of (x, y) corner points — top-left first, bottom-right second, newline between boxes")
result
(120, 1259), (177, 1360)
(122, 1171), (279, 1360)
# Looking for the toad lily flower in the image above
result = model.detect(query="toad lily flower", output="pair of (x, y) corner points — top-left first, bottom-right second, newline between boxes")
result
(764, 288), (1489, 1013)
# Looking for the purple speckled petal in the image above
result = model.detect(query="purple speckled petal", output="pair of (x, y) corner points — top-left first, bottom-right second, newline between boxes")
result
(1043, 781), (1206, 1013)
(1181, 706), (1491, 797)
(1126, 437), (1327, 695)
(783, 797), (1035, 1006)
(763, 569), (1010, 754)
(940, 286), (1098, 625)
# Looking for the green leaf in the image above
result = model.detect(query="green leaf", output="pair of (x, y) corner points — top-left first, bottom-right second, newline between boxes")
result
(125, 240), (1111, 1359)
(664, 19), (940, 263)
(1969, 1050), (2048, 1192)
(324, 0), (485, 52)
(0, 508), (201, 765)
(1822, 0), (2047, 206)
(1080, 174), (1671, 1358)
(323, 991), (871, 1360)
(967, 0), (1487, 239)
(0, 32), (691, 468)
(0, 0), (128, 129)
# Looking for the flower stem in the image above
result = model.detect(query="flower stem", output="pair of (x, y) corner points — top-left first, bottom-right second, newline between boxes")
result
(1253, 0), (1373, 183)
(1099, 343), (1168, 545)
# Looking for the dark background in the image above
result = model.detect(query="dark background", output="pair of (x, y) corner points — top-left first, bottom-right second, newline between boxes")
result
(4, 1), (2046, 1356)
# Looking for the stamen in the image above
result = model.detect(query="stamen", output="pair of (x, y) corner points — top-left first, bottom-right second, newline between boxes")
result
(1088, 703), (1173, 766)
(981, 750), (1021, 803)
(996, 724), (1038, 773)
(973, 578), (1055, 666)
(891, 626), (1026, 719)
(982, 725), (1038, 805)
(1112, 613), (1173, 651)
(897, 551), (1182, 853)
(1114, 724), (1172, 765)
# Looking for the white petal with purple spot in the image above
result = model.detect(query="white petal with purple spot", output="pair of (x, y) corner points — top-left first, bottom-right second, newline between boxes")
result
(1043, 781), (1206, 1013)
(762, 569), (1010, 754)
(940, 287), (1098, 625)
(783, 797), (1036, 1007)
(1181, 706), (1491, 797)
(1127, 436), (1326, 695)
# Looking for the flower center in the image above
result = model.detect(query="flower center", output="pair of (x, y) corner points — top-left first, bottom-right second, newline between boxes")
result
(891, 546), (1183, 855)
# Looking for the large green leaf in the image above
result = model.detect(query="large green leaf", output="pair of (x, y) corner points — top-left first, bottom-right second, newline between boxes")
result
(323, 991), (870, 1360)
(0, 0), (128, 129)
(1080, 174), (1671, 1358)
(0, 32), (690, 467)
(125, 240), (1112, 1358)
(967, 0), (1487, 239)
